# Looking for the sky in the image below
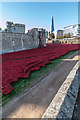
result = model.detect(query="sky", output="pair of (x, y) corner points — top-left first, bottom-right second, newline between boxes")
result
(0, 2), (78, 32)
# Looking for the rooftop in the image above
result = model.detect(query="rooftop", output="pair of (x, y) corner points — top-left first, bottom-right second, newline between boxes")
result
(64, 24), (80, 29)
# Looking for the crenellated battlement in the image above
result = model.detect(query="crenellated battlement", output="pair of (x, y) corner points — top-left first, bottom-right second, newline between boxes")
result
(6, 21), (25, 33)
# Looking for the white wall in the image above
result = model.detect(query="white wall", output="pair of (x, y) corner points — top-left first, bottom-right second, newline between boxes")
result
(64, 24), (80, 37)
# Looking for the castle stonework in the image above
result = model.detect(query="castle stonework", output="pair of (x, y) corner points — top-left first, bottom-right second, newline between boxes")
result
(0, 28), (46, 54)
(6, 21), (25, 34)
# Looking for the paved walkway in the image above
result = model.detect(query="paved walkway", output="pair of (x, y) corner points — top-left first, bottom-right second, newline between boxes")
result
(2, 50), (80, 118)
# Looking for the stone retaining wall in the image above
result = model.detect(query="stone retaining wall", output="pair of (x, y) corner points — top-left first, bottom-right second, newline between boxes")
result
(52, 39), (80, 44)
(42, 61), (80, 119)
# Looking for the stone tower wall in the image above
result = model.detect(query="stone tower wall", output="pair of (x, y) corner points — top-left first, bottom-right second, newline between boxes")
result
(6, 21), (25, 34)
(0, 28), (46, 54)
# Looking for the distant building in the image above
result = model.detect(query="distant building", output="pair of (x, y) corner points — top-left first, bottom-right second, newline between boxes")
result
(53, 30), (63, 39)
(50, 16), (54, 33)
(64, 24), (80, 37)
(6, 21), (25, 34)
(56, 30), (63, 38)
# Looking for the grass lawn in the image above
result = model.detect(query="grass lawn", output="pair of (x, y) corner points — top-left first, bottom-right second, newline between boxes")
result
(1, 50), (78, 106)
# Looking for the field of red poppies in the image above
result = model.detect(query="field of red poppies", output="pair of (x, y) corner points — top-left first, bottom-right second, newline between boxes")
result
(0, 43), (80, 95)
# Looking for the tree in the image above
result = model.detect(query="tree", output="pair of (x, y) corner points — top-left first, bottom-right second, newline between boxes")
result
(4, 28), (7, 31)
(49, 33), (55, 39)
(66, 33), (71, 38)
(64, 34), (67, 38)
(0, 28), (1, 31)
(56, 36), (64, 39)
(56, 33), (71, 39)
(63, 33), (71, 38)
